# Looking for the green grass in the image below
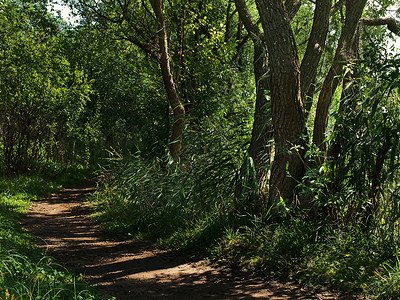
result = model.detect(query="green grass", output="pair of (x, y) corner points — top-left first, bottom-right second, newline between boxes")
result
(0, 166), (109, 300)
(209, 218), (400, 298)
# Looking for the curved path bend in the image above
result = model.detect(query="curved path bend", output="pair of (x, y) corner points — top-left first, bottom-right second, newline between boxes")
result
(22, 180), (345, 300)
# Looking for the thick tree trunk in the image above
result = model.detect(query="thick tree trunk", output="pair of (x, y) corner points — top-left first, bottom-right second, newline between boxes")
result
(256, 0), (305, 205)
(238, 0), (333, 208)
(313, 0), (367, 149)
(150, 0), (185, 161)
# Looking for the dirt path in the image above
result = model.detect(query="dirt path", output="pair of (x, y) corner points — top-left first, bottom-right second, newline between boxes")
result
(22, 180), (346, 299)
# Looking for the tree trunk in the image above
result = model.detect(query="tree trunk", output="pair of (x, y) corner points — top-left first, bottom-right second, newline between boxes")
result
(313, 0), (367, 149)
(235, 0), (271, 200)
(150, 0), (185, 161)
(248, 40), (272, 194)
(300, 0), (332, 102)
(256, 0), (305, 206)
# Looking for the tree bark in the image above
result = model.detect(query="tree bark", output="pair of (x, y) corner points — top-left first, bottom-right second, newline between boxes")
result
(248, 40), (272, 195)
(361, 17), (400, 35)
(150, 0), (185, 161)
(256, 0), (305, 205)
(235, 0), (271, 196)
(284, 0), (302, 21)
(312, 0), (367, 149)
(234, 0), (264, 42)
(300, 0), (332, 101)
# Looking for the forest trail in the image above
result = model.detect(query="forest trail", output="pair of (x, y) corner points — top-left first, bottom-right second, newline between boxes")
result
(22, 180), (344, 300)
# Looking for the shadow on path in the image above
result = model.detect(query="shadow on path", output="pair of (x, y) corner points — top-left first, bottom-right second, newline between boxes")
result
(22, 180), (347, 300)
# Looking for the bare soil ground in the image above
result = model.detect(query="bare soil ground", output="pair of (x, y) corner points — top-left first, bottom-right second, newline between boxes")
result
(22, 180), (351, 299)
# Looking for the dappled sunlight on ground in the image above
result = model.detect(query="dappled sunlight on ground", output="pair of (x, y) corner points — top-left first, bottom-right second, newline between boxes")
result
(22, 181), (346, 300)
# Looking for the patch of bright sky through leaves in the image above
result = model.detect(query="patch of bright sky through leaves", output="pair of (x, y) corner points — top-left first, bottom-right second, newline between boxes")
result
(48, 1), (79, 26)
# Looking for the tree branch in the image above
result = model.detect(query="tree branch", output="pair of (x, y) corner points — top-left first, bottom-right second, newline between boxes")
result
(361, 17), (400, 36)
(234, 0), (264, 42)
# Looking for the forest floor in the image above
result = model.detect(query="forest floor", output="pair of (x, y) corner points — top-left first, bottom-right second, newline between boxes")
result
(22, 179), (352, 299)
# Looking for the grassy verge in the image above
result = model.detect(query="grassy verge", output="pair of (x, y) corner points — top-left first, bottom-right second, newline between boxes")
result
(0, 166), (109, 300)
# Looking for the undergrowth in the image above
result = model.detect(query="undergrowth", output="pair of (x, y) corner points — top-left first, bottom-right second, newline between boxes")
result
(0, 166), (108, 300)
(213, 219), (400, 298)
(90, 150), (400, 299)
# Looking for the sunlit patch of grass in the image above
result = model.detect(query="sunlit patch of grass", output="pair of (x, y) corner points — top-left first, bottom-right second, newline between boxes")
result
(0, 164), (98, 199)
(0, 175), (60, 200)
(363, 256), (400, 299)
(0, 252), (98, 299)
(90, 181), (244, 254)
